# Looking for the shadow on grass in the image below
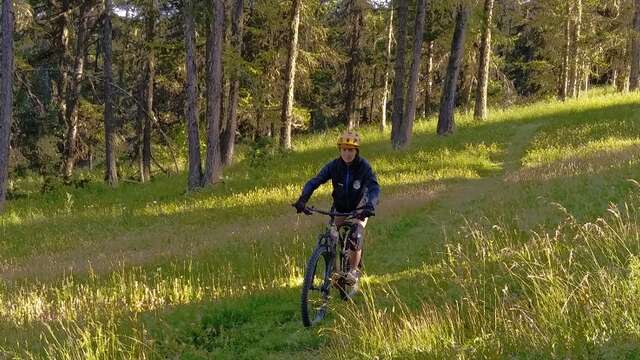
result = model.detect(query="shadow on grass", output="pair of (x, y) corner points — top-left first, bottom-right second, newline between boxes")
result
(140, 286), (326, 359)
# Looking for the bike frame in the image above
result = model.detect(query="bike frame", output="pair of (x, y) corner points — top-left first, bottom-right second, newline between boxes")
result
(307, 206), (360, 277)
(299, 206), (363, 326)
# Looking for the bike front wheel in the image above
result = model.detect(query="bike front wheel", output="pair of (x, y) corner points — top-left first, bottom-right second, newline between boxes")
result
(301, 245), (332, 327)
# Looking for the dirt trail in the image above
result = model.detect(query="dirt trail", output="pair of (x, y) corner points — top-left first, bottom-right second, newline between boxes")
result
(0, 123), (542, 282)
(418, 122), (543, 214)
(0, 184), (441, 281)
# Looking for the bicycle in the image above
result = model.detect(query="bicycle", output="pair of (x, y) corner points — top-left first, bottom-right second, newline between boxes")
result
(300, 206), (363, 327)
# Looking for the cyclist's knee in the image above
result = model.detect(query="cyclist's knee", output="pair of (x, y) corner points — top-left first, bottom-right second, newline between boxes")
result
(348, 224), (365, 251)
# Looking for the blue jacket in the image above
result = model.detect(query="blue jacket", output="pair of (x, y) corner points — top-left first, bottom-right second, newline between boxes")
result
(298, 156), (380, 213)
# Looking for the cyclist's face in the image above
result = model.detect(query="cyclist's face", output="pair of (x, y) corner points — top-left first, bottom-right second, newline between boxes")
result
(340, 146), (357, 164)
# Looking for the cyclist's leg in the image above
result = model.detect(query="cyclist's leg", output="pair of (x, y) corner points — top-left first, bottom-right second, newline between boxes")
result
(348, 190), (370, 274)
(347, 220), (366, 270)
(333, 215), (346, 241)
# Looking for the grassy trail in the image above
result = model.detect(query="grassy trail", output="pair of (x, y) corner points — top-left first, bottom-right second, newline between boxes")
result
(1, 91), (640, 358)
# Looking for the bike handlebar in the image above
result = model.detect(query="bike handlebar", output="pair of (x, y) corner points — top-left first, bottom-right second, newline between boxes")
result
(304, 206), (361, 217)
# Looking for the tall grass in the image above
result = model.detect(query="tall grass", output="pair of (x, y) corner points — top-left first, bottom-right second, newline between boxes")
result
(329, 192), (640, 358)
(0, 90), (638, 357)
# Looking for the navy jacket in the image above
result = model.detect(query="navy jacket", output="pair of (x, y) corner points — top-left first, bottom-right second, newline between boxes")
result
(298, 156), (380, 213)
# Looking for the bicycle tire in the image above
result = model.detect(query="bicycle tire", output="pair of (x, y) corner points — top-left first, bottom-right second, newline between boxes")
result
(301, 245), (332, 327)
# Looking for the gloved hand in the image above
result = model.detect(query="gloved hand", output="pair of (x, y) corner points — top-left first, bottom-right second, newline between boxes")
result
(359, 204), (375, 219)
(292, 199), (311, 215)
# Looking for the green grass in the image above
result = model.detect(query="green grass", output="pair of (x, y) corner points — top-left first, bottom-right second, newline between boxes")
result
(0, 89), (639, 358)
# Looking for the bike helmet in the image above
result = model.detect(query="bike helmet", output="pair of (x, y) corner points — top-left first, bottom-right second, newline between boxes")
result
(337, 130), (361, 148)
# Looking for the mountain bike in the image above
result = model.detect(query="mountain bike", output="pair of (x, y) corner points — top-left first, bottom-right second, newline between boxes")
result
(300, 206), (362, 327)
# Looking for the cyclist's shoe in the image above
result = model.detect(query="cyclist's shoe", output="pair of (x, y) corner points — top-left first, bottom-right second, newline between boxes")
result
(344, 269), (360, 286)
(331, 272), (342, 287)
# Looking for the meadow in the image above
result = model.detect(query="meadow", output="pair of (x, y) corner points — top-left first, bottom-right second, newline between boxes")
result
(1, 89), (639, 359)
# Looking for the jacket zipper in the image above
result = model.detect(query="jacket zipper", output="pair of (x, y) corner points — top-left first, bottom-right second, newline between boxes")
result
(345, 167), (350, 207)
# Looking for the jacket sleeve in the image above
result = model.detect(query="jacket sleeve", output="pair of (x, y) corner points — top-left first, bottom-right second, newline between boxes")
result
(364, 163), (380, 207)
(298, 161), (333, 203)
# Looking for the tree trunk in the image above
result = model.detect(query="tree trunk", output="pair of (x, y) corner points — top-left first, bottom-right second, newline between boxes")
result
(184, 0), (203, 190)
(581, 61), (590, 93)
(560, 1), (571, 101)
(103, 0), (118, 186)
(135, 75), (144, 180)
(279, 0), (302, 150)
(94, 38), (101, 73)
(140, 0), (158, 182)
(630, 0), (640, 90)
(618, 58), (631, 92)
(221, 0), (244, 166)
(344, 0), (364, 129)
(423, 40), (433, 117)
(463, 73), (475, 110)
(473, 0), (494, 120)
(617, 44), (631, 92)
(390, 0), (409, 148)
(0, 0), (13, 210)
(577, 59), (584, 97)
(118, 7), (130, 87)
(63, 2), (92, 180)
(203, 0), (224, 185)
(55, 0), (70, 136)
(396, 0), (427, 149)
(569, 0), (582, 98)
(254, 93), (264, 140)
(437, 5), (468, 136)
(381, 6), (393, 131)
(369, 65), (378, 124)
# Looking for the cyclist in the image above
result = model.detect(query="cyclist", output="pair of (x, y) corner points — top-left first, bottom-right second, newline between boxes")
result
(293, 130), (380, 285)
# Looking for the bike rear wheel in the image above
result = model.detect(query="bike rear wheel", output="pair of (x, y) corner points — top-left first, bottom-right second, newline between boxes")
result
(301, 245), (332, 327)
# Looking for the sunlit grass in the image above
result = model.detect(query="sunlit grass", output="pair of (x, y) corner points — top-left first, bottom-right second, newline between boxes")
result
(0, 89), (639, 357)
(329, 197), (640, 358)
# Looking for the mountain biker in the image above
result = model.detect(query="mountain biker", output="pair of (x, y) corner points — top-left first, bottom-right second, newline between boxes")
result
(293, 130), (380, 285)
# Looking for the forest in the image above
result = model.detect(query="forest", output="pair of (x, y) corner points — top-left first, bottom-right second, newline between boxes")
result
(0, 0), (637, 208)
(1, 0), (640, 358)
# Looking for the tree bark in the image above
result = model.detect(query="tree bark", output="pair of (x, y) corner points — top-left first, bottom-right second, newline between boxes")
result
(103, 0), (118, 186)
(630, 0), (640, 90)
(396, 0), (427, 149)
(118, 7), (130, 87)
(140, 0), (158, 182)
(221, 0), (244, 166)
(344, 0), (364, 130)
(63, 2), (93, 180)
(560, 1), (572, 101)
(135, 75), (145, 180)
(617, 45), (631, 92)
(279, 0), (302, 150)
(184, 0), (203, 190)
(203, 0), (224, 185)
(368, 65), (378, 124)
(423, 40), (433, 117)
(390, 0), (408, 148)
(569, 0), (582, 98)
(54, 0), (71, 136)
(0, 0), (13, 210)
(437, 4), (468, 136)
(473, 0), (494, 120)
(581, 60), (590, 93)
(381, 6), (393, 131)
